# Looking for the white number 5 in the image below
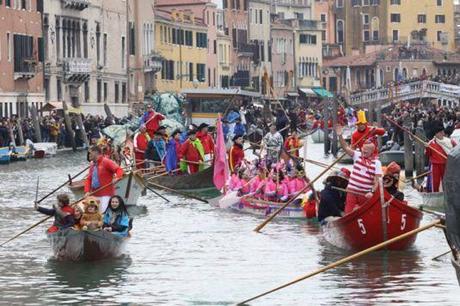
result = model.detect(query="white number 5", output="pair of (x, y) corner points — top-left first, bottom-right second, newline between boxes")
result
(401, 214), (407, 230)
(357, 218), (366, 234)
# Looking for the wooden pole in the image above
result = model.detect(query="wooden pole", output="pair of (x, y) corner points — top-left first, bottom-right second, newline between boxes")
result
(376, 101), (382, 150)
(74, 113), (89, 148)
(323, 101), (330, 155)
(148, 181), (209, 203)
(414, 123), (426, 176)
(403, 117), (414, 177)
(104, 103), (115, 125)
(62, 101), (76, 151)
(379, 176), (387, 243)
(7, 119), (16, 146)
(331, 98), (338, 156)
(29, 105), (42, 142)
(238, 220), (441, 305)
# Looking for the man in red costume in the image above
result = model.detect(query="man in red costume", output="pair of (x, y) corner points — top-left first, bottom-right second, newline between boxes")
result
(85, 145), (124, 212)
(133, 125), (150, 169)
(229, 135), (245, 172)
(426, 121), (457, 192)
(284, 129), (303, 157)
(141, 104), (165, 138)
(196, 123), (215, 165)
(179, 130), (205, 174)
(351, 110), (385, 152)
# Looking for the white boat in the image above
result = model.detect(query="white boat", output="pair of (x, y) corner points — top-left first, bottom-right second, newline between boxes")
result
(420, 191), (444, 209)
(311, 129), (325, 143)
(33, 142), (58, 157)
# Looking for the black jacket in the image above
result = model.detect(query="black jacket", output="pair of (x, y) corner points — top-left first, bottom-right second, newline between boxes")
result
(318, 184), (346, 223)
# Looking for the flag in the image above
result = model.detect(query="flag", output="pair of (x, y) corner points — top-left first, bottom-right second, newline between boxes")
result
(213, 114), (229, 190)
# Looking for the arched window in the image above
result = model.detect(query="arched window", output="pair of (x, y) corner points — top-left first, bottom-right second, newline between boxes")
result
(394, 68), (399, 81)
(336, 20), (344, 43)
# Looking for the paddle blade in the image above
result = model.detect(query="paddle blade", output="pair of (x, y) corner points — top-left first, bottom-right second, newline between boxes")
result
(219, 191), (241, 209)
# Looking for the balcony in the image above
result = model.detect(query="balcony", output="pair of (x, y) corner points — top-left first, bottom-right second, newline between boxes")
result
(61, 0), (90, 10)
(14, 59), (36, 81)
(237, 43), (254, 57)
(62, 58), (91, 83)
(144, 52), (164, 73)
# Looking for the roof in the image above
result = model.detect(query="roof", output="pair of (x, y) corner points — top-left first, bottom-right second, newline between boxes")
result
(181, 88), (261, 97)
(154, 9), (207, 28)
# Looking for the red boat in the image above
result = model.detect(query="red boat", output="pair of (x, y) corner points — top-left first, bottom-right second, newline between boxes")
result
(322, 190), (423, 251)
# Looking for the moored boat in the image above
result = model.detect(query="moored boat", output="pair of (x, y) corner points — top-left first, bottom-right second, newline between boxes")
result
(379, 150), (405, 167)
(47, 228), (127, 261)
(311, 129), (325, 143)
(33, 142), (58, 157)
(0, 147), (10, 164)
(420, 191), (444, 209)
(145, 166), (216, 193)
(322, 191), (423, 251)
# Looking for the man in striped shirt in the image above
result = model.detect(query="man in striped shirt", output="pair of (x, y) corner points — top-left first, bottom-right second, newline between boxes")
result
(336, 125), (382, 214)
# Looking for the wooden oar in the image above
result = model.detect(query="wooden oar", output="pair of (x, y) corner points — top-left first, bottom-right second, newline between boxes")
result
(180, 159), (211, 165)
(36, 165), (90, 204)
(432, 250), (452, 261)
(143, 184), (170, 203)
(303, 158), (341, 171)
(238, 219), (441, 305)
(330, 186), (366, 196)
(404, 171), (431, 183)
(148, 181), (209, 203)
(0, 178), (120, 248)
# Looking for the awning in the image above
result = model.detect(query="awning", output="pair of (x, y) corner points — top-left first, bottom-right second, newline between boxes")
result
(40, 101), (62, 112)
(286, 92), (299, 97)
(299, 88), (316, 96)
(312, 87), (334, 98)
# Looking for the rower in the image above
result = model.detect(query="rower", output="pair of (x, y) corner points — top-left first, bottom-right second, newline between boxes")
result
(336, 125), (383, 213)
(179, 130), (205, 174)
(141, 104), (165, 138)
(35, 194), (75, 233)
(317, 168), (350, 224)
(196, 123), (214, 166)
(263, 124), (283, 166)
(351, 110), (385, 153)
(84, 145), (124, 212)
(284, 129), (303, 158)
(383, 161), (404, 201)
(229, 134), (245, 172)
(133, 125), (150, 169)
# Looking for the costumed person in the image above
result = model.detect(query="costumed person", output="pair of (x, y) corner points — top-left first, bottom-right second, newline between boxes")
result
(276, 171), (289, 202)
(263, 124), (283, 165)
(179, 130), (205, 174)
(284, 129), (303, 158)
(382, 161), (404, 201)
(103, 195), (130, 237)
(141, 104), (165, 138)
(229, 134), (245, 172)
(145, 131), (166, 167)
(250, 167), (266, 199)
(317, 168), (350, 224)
(337, 125), (382, 214)
(84, 145), (124, 212)
(80, 198), (103, 231)
(233, 117), (247, 137)
(263, 171), (278, 201)
(165, 129), (181, 173)
(196, 123), (215, 165)
(288, 167), (308, 197)
(351, 110), (385, 152)
(133, 125), (150, 169)
(34, 194), (75, 233)
(72, 203), (85, 230)
(426, 120), (457, 192)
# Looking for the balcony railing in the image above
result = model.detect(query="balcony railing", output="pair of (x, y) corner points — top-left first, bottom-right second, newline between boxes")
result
(61, 0), (90, 10)
(237, 43), (254, 55)
(62, 58), (91, 83)
(14, 59), (36, 80)
(144, 52), (164, 73)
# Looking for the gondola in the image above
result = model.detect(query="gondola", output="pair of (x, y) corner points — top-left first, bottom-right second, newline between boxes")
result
(322, 190), (423, 251)
(47, 228), (127, 261)
(379, 150), (405, 167)
(145, 166), (216, 192)
(0, 147), (10, 164)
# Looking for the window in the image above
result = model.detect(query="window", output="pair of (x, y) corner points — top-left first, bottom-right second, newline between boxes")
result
(161, 60), (175, 80)
(437, 31), (443, 41)
(97, 80), (102, 102)
(6, 32), (11, 62)
(320, 14), (326, 22)
(435, 15), (445, 24)
(259, 9), (263, 24)
(373, 30), (379, 41)
(418, 14), (426, 23)
(129, 22), (135, 55)
(45, 78), (50, 102)
(115, 82), (119, 103)
(390, 14), (401, 23)
(84, 81), (89, 103)
(363, 0), (369, 5)
(57, 79), (62, 101)
(122, 83), (127, 103)
(213, 40), (217, 54)
(336, 20), (344, 43)
(196, 32), (207, 48)
(185, 31), (193, 46)
(336, 0), (343, 8)
(295, 12), (303, 20)
(299, 34), (317, 44)
(189, 63), (193, 82)
(121, 36), (125, 68)
(321, 30), (326, 41)
(96, 23), (101, 64)
(13, 34), (33, 73)
(390, 0), (400, 4)
(363, 14), (369, 25)
(103, 82), (108, 102)
(103, 33), (107, 66)
(352, 0), (361, 6)
(392, 30), (399, 42)
(363, 30), (370, 42)
(437, 0), (443, 6)
(370, 0), (380, 5)
(5, 0), (11, 7)
(196, 63), (206, 82)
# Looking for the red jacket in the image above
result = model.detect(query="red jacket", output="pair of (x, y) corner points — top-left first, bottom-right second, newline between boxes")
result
(229, 144), (244, 172)
(134, 132), (150, 153)
(351, 125), (385, 151)
(179, 139), (203, 163)
(426, 138), (456, 165)
(144, 111), (165, 133)
(84, 156), (124, 197)
(196, 131), (215, 155)
(284, 136), (301, 157)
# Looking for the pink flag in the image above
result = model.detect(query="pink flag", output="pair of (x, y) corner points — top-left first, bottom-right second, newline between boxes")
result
(213, 114), (229, 190)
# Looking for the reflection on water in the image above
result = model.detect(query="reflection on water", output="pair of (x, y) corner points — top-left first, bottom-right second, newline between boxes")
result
(0, 142), (458, 305)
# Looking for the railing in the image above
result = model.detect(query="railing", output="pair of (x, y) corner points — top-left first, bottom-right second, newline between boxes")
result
(62, 58), (91, 83)
(144, 52), (163, 73)
(348, 80), (460, 106)
(14, 60), (36, 80)
(61, 0), (90, 10)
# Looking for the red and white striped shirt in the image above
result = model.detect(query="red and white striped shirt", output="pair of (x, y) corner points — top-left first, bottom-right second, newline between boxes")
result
(347, 151), (382, 193)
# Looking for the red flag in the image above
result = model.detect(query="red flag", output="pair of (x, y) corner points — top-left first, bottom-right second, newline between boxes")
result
(213, 115), (229, 190)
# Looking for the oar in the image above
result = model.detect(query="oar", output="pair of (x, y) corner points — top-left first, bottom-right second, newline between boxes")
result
(180, 159), (211, 165)
(0, 178), (119, 247)
(330, 186), (366, 196)
(432, 250), (452, 261)
(404, 171), (431, 184)
(238, 219), (441, 305)
(253, 126), (374, 232)
(36, 165), (90, 204)
(303, 158), (341, 171)
(148, 181), (209, 203)
(418, 206), (445, 218)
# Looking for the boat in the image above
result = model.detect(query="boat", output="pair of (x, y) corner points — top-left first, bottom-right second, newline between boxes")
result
(12, 146), (29, 161)
(311, 129), (325, 143)
(145, 166), (216, 192)
(322, 191), (423, 251)
(420, 191), (444, 209)
(33, 142), (58, 157)
(379, 150), (405, 167)
(441, 145), (460, 285)
(0, 147), (10, 164)
(47, 228), (127, 261)
(68, 172), (146, 207)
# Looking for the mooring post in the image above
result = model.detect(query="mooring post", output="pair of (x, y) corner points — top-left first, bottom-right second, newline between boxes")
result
(403, 117), (414, 177)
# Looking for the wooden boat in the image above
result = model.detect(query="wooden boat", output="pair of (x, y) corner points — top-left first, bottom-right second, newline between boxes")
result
(47, 228), (127, 261)
(68, 172), (145, 206)
(322, 191), (423, 251)
(33, 142), (58, 157)
(379, 150), (405, 167)
(12, 146), (29, 161)
(146, 166), (216, 192)
(311, 129), (325, 143)
(420, 191), (444, 209)
(0, 147), (10, 164)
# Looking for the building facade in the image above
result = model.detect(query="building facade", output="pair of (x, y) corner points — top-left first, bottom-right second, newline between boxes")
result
(43, 0), (155, 117)
(154, 9), (208, 92)
(271, 20), (295, 98)
(0, 0), (44, 118)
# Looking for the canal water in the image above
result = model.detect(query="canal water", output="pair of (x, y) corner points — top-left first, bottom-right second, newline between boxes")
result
(0, 139), (458, 305)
